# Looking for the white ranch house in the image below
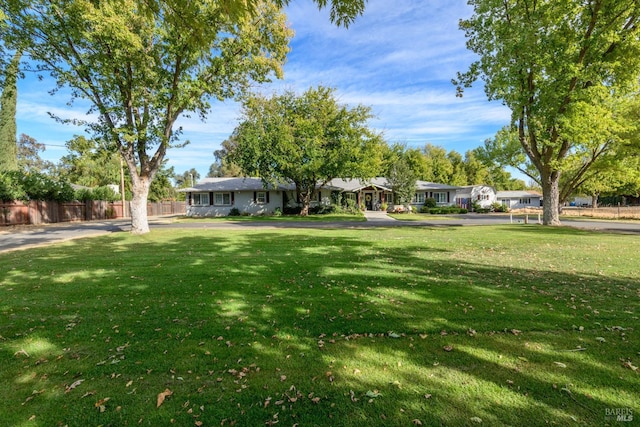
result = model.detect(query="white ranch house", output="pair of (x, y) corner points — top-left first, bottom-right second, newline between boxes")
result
(182, 177), (538, 216)
(181, 177), (295, 217)
(496, 190), (543, 209)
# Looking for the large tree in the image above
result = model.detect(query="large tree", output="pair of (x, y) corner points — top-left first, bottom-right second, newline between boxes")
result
(229, 86), (384, 215)
(456, 0), (640, 225)
(386, 157), (416, 207)
(17, 133), (55, 174)
(58, 135), (121, 187)
(1, 0), (292, 233)
(209, 137), (243, 177)
(0, 51), (20, 171)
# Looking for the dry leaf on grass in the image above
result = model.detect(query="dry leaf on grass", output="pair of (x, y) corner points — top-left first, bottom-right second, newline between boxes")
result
(95, 397), (110, 412)
(621, 359), (638, 371)
(65, 379), (84, 393)
(156, 388), (173, 408)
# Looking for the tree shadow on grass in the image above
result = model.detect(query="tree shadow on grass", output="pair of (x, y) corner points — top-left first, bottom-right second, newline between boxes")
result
(0, 227), (638, 426)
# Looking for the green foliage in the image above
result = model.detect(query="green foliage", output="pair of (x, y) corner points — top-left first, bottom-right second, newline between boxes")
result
(58, 136), (121, 187)
(74, 185), (119, 202)
(229, 207), (242, 216)
(219, 0), (367, 28)
(492, 202), (508, 213)
(16, 134), (55, 174)
(418, 206), (467, 214)
(175, 168), (200, 188)
(16, 171), (75, 201)
(457, 0), (640, 224)
(383, 143), (524, 189)
(148, 168), (177, 202)
(1, 0), (292, 233)
(386, 157), (416, 204)
(423, 197), (437, 208)
(0, 51), (20, 171)
(210, 137), (246, 178)
(0, 171), (25, 201)
(229, 86), (384, 215)
(343, 198), (359, 214)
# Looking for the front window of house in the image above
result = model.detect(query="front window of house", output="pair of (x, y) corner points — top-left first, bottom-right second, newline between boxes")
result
(214, 192), (232, 206)
(413, 192), (425, 204)
(192, 193), (209, 206)
(434, 192), (447, 203)
(519, 198), (531, 204)
(257, 191), (267, 204)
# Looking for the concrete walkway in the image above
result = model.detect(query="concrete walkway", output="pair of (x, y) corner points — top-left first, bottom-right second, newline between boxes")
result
(363, 210), (397, 223)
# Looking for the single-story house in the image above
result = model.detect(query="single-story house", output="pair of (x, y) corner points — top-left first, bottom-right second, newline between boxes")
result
(181, 177), (475, 216)
(455, 185), (497, 209)
(323, 178), (395, 210)
(496, 190), (542, 209)
(414, 181), (460, 207)
(181, 177), (296, 217)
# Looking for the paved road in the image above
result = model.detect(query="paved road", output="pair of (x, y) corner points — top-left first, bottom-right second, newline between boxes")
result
(1, 213), (639, 253)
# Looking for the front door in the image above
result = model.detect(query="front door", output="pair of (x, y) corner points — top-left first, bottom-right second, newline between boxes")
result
(364, 192), (374, 210)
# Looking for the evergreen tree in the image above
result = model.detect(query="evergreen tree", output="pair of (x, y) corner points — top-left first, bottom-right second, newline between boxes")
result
(0, 51), (21, 171)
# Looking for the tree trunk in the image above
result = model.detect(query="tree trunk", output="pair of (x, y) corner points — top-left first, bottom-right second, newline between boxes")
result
(300, 191), (311, 216)
(129, 175), (152, 234)
(541, 169), (561, 226)
(592, 193), (598, 209)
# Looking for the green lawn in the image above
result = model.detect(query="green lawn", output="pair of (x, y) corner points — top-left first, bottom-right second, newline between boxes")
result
(1, 225), (638, 426)
(174, 212), (366, 223)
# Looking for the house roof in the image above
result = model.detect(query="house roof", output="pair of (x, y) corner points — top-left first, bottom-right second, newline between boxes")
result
(179, 177), (296, 192)
(324, 177), (393, 192)
(496, 190), (542, 199)
(416, 181), (461, 191)
(182, 177), (463, 193)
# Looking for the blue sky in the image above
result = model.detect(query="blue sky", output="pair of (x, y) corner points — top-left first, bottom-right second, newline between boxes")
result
(15, 0), (511, 180)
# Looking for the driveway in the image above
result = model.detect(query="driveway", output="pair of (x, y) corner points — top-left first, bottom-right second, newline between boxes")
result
(0, 219), (130, 252)
(1, 213), (639, 252)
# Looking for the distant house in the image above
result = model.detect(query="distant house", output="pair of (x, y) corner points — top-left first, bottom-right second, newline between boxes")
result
(496, 190), (542, 209)
(569, 196), (592, 207)
(455, 185), (496, 209)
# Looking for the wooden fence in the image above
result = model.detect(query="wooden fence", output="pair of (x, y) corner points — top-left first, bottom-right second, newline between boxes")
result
(0, 200), (185, 226)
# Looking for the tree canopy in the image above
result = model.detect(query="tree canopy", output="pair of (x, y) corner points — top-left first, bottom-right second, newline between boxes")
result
(1, 0), (292, 233)
(229, 86), (384, 215)
(456, 0), (640, 225)
(218, 0), (367, 27)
